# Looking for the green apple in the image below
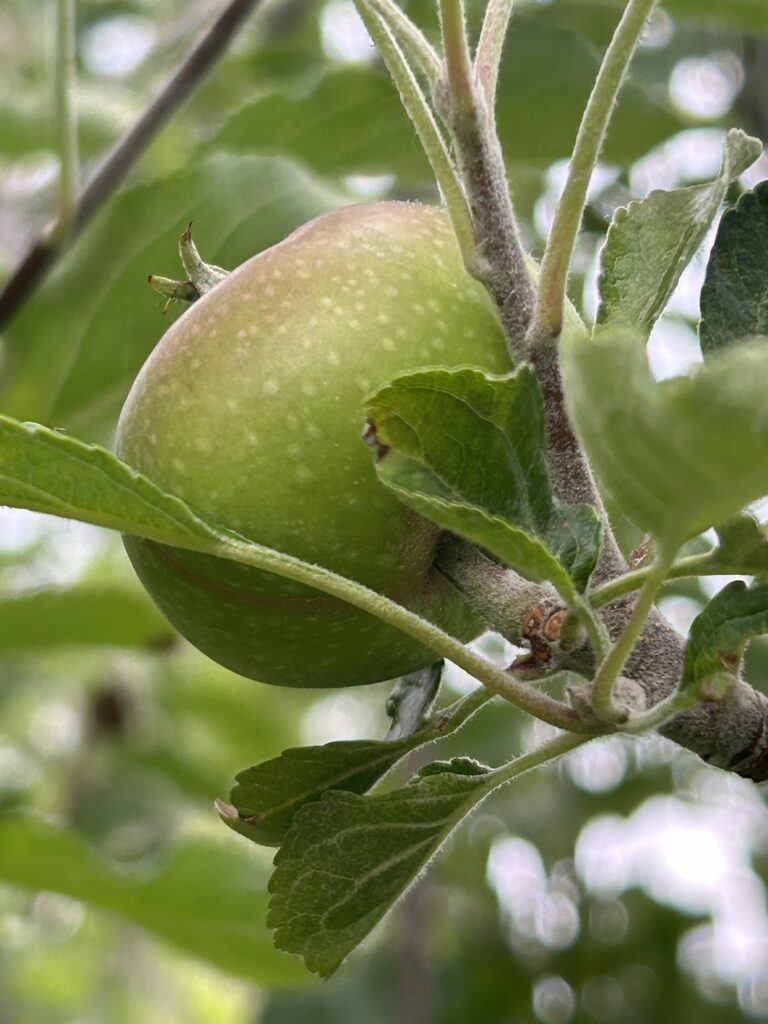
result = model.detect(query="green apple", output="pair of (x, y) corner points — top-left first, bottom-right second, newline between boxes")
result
(116, 201), (511, 687)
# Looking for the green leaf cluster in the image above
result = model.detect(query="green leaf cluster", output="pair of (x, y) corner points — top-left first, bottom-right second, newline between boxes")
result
(565, 130), (767, 556)
(366, 364), (602, 602)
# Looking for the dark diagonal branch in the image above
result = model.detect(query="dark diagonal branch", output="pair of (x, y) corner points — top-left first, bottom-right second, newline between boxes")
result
(0, 0), (262, 331)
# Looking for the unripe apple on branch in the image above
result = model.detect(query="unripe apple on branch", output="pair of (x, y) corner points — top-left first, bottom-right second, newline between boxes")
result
(116, 201), (513, 687)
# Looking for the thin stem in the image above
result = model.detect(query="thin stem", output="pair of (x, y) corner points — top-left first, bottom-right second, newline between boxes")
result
(54, 0), (79, 235)
(368, 0), (441, 85)
(589, 551), (716, 608)
(428, 686), (495, 737)
(622, 689), (698, 734)
(575, 599), (611, 664)
(474, 0), (514, 109)
(0, 0), (263, 331)
(528, 0), (658, 344)
(434, 0), (534, 355)
(354, 0), (477, 269)
(438, 0), (475, 116)
(590, 547), (675, 725)
(204, 534), (589, 732)
(487, 730), (591, 789)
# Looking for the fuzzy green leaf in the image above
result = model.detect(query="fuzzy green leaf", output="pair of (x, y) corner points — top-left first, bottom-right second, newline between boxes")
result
(700, 181), (768, 354)
(704, 515), (768, 577)
(366, 366), (601, 599)
(0, 415), (219, 546)
(562, 329), (768, 548)
(268, 758), (494, 976)
(597, 129), (761, 332)
(683, 581), (768, 690)
(221, 684), (486, 847)
(224, 735), (428, 848)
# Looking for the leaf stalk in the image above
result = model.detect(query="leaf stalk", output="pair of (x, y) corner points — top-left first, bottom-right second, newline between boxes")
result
(528, 0), (659, 346)
(590, 546), (676, 724)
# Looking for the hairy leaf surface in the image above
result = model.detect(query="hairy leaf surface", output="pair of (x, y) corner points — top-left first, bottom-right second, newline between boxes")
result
(700, 181), (768, 353)
(221, 686), (488, 847)
(366, 366), (601, 599)
(597, 129), (760, 331)
(562, 329), (768, 547)
(683, 581), (768, 690)
(268, 758), (494, 976)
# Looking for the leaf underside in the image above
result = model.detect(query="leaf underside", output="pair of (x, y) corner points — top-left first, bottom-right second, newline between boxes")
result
(699, 180), (768, 354)
(562, 329), (768, 546)
(683, 581), (768, 690)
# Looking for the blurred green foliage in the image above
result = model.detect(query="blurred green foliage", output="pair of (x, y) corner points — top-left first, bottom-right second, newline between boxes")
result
(0, 0), (767, 1020)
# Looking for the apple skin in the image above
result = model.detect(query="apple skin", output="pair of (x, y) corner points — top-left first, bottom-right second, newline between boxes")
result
(116, 201), (511, 687)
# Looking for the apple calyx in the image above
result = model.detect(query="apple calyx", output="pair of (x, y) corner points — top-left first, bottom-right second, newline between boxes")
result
(148, 222), (229, 312)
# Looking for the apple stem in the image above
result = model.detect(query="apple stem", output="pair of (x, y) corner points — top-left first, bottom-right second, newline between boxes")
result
(590, 545), (677, 726)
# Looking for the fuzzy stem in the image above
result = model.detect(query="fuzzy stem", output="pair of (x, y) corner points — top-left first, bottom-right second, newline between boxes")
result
(487, 730), (591, 789)
(427, 685), (495, 737)
(474, 0), (515, 108)
(436, 4), (535, 356)
(438, 0), (475, 115)
(589, 551), (717, 608)
(623, 688), (698, 734)
(199, 534), (592, 733)
(368, 0), (441, 85)
(528, 0), (658, 344)
(590, 548), (675, 724)
(54, 0), (79, 236)
(435, 536), (558, 643)
(355, 0), (477, 270)
(0, 0), (263, 331)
